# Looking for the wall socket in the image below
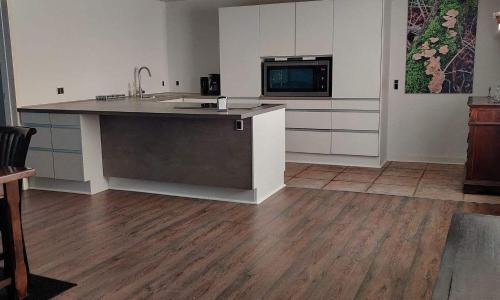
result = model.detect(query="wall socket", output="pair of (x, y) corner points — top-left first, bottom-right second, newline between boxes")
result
(176, 81), (180, 86)
(57, 87), (64, 95)
(162, 81), (165, 87)
(394, 80), (399, 90)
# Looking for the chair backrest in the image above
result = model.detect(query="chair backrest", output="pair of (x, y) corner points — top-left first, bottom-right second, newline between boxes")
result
(0, 127), (37, 167)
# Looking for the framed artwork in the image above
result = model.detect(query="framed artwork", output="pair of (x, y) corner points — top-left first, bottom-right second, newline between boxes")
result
(405, 0), (478, 94)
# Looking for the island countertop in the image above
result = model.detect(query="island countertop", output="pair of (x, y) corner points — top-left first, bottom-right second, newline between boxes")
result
(17, 94), (285, 119)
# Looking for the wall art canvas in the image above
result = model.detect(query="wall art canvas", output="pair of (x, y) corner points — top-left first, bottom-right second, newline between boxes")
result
(405, 0), (478, 94)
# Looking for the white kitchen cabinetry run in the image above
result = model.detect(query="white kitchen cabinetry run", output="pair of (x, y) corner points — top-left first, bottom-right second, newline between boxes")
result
(332, 0), (383, 98)
(20, 112), (107, 194)
(259, 3), (296, 57)
(219, 5), (261, 97)
(295, 0), (333, 56)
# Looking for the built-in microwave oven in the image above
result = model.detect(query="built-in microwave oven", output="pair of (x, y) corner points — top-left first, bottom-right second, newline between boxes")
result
(262, 57), (332, 97)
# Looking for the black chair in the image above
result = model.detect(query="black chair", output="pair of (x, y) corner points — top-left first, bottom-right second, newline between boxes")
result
(0, 127), (36, 288)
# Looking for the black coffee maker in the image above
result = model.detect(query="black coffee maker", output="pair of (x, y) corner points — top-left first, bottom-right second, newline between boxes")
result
(201, 74), (220, 96)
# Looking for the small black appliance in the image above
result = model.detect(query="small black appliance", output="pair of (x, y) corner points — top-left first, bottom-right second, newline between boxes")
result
(200, 77), (209, 95)
(208, 74), (221, 96)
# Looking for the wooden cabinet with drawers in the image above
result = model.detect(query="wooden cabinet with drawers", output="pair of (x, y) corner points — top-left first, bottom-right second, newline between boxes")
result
(464, 97), (500, 194)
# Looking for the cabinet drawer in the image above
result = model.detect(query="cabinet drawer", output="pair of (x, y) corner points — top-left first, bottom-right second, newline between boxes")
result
(332, 100), (380, 110)
(262, 99), (331, 110)
(53, 152), (84, 181)
(51, 128), (82, 152)
(332, 132), (379, 156)
(286, 111), (331, 129)
(26, 149), (54, 178)
(332, 112), (380, 131)
(470, 109), (500, 124)
(50, 113), (80, 127)
(20, 112), (51, 125)
(29, 127), (52, 149)
(286, 130), (331, 154)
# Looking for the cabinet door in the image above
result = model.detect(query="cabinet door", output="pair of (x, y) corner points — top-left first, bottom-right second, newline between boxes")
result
(53, 152), (85, 181)
(296, 0), (334, 56)
(259, 3), (296, 57)
(50, 113), (81, 127)
(332, 112), (380, 131)
(29, 127), (53, 149)
(26, 149), (54, 178)
(332, 0), (383, 98)
(286, 130), (331, 154)
(219, 6), (261, 97)
(20, 112), (51, 125)
(286, 111), (332, 130)
(332, 132), (379, 156)
(51, 128), (82, 152)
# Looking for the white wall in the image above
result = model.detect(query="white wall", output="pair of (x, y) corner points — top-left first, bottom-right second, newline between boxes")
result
(386, 0), (500, 164)
(8, 0), (169, 107)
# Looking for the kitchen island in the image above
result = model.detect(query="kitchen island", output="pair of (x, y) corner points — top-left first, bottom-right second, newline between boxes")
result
(18, 96), (285, 204)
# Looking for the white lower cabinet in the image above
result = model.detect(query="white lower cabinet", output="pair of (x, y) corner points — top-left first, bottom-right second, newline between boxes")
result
(332, 100), (380, 111)
(331, 132), (379, 156)
(51, 128), (82, 151)
(26, 149), (54, 178)
(332, 112), (380, 131)
(286, 111), (332, 130)
(53, 152), (85, 181)
(29, 127), (52, 149)
(50, 114), (81, 127)
(21, 112), (87, 182)
(286, 130), (331, 154)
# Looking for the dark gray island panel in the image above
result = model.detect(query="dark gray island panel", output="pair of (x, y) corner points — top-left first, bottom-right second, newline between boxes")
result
(100, 115), (253, 189)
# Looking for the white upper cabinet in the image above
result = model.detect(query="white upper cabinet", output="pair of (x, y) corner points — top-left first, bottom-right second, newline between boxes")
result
(259, 3), (296, 57)
(296, 0), (334, 56)
(219, 5), (261, 97)
(332, 0), (383, 99)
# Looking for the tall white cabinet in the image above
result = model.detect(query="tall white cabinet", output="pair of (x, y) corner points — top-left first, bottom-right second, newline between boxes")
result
(218, 0), (390, 167)
(332, 0), (384, 99)
(219, 5), (260, 97)
(295, 0), (334, 56)
(259, 3), (296, 57)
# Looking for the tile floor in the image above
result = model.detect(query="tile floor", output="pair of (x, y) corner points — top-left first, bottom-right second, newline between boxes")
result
(285, 161), (500, 204)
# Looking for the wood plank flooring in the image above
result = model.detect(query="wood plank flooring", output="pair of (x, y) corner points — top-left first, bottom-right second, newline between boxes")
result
(19, 188), (500, 299)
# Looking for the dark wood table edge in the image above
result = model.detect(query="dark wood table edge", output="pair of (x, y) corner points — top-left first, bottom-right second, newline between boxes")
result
(0, 167), (35, 299)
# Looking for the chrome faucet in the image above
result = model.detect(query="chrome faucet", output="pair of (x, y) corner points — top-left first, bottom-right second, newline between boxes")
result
(136, 66), (152, 98)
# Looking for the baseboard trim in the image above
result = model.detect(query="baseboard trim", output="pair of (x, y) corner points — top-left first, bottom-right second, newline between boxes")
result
(286, 152), (383, 168)
(107, 177), (278, 205)
(387, 154), (466, 164)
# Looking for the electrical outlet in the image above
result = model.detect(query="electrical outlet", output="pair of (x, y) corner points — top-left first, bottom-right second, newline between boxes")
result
(57, 87), (64, 95)
(162, 81), (165, 87)
(176, 81), (180, 86)
(394, 80), (399, 90)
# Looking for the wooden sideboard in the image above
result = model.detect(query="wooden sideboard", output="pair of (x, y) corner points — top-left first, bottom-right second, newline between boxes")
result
(464, 97), (500, 194)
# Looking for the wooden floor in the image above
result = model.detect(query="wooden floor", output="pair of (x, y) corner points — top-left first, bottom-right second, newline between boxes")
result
(20, 188), (500, 299)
